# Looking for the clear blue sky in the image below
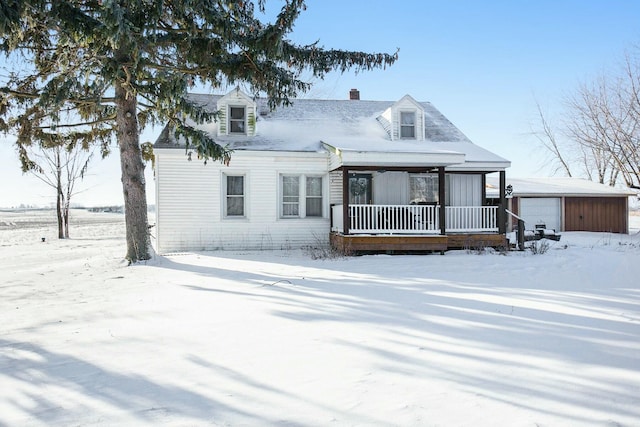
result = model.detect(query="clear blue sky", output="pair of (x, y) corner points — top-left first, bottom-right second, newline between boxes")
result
(1, 0), (639, 207)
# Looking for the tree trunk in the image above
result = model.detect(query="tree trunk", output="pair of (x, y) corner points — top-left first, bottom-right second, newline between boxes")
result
(115, 67), (150, 262)
(64, 183), (71, 238)
(56, 188), (64, 238)
(56, 149), (65, 239)
(63, 204), (69, 238)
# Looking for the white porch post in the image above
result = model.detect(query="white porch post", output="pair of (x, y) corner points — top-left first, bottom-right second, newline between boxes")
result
(499, 170), (506, 234)
(342, 168), (350, 235)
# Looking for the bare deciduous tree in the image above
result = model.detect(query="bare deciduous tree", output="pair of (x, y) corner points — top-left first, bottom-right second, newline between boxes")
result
(532, 48), (640, 190)
(565, 73), (631, 186)
(24, 142), (92, 238)
(531, 100), (574, 177)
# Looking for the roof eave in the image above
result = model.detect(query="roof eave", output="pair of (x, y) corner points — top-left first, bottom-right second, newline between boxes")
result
(329, 150), (466, 169)
(446, 161), (511, 172)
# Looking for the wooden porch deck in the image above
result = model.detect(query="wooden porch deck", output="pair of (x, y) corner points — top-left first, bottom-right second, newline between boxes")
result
(330, 232), (508, 254)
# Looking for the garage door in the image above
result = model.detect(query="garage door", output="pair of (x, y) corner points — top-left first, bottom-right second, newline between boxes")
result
(520, 198), (561, 231)
(565, 197), (627, 233)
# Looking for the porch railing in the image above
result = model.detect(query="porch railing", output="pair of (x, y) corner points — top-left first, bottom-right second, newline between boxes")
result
(331, 204), (498, 234)
(445, 206), (498, 232)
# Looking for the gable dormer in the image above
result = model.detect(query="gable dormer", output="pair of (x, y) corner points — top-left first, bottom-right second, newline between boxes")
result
(216, 87), (257, 137)
(379, 95), (425, 141)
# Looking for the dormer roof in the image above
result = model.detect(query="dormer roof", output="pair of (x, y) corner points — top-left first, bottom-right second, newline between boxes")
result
(216, 86), (255, 106)
(393, 94), (423, 110)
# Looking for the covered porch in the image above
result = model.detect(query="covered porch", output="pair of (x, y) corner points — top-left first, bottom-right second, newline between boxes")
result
(328, 165), (509, 253)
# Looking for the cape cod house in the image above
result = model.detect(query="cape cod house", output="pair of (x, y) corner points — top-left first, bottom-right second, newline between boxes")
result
(153, 88), (511, 254)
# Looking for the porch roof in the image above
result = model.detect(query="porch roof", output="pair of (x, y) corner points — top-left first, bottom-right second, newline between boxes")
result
(322, 141), (466, 168)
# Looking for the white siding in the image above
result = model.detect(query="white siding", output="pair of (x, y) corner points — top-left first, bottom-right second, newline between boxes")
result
(329, 171), (343, 205)
(155, 154), (220, 252)
(447, 174), (482, 206)
(155, 150), (330, 253)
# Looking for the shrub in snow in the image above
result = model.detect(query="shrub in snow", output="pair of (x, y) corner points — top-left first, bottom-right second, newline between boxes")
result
(528, 240), (550, 255)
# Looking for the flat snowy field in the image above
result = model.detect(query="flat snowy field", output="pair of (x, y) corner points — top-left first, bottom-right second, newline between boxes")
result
(1, 209), (639, 427)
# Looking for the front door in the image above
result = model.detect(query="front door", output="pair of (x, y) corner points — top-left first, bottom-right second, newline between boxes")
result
(349, 174), (372, 204)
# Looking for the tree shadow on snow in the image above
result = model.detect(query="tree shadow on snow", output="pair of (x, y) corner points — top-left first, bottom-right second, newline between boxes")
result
(149, 250), (640, 424)
(265, 276), (640, 423)
(0, 339), (261, 426)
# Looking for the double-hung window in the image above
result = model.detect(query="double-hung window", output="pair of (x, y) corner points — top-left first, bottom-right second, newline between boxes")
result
(400, 111), (416, 139)
(409, 174), (439, 204)
(281, 175), (324, 218)
(282, 176), (300, 217)
(229, 106), (246, 134)
(224, 174), (245, 217)
(305, 177), (323, 217)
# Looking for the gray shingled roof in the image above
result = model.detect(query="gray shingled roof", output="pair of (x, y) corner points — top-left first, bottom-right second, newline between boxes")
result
(154, 93), (510, 166)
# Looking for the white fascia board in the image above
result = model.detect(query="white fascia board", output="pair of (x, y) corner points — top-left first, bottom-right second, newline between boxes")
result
(446, 161), (511, 172)
(336, 150), (466, 167)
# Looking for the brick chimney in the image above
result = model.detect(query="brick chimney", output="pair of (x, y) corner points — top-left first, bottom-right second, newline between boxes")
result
(349, 88), (360, 100)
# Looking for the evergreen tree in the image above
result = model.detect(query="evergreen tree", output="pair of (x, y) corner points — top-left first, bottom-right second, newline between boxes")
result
(0, 0), (397, 262)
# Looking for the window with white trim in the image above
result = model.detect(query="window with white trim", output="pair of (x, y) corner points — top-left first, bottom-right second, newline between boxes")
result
(224, 174), (245, 217)
(400, 111), (416, 139)
(280, 175), (324, 218)
(229, 106), (246, 134)
(305, 176), (323, 217)
(282, 176), (300, 217)
(409, 174), (439, 204)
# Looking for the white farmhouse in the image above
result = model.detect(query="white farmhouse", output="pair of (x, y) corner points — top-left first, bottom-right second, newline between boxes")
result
(153, 88), (511, 253)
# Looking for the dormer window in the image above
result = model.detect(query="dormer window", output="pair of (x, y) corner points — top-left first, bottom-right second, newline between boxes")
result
(400, 111), (416, 139)
(379, 96), (425, 141)
(229, 106), (246, 134)
(217, 88), (257, 137)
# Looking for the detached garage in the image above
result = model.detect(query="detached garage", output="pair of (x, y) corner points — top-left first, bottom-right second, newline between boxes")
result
(487, 177), (636, 234)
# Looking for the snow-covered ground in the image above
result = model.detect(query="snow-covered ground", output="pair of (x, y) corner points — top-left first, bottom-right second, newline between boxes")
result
(1, 209), (639, 427)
